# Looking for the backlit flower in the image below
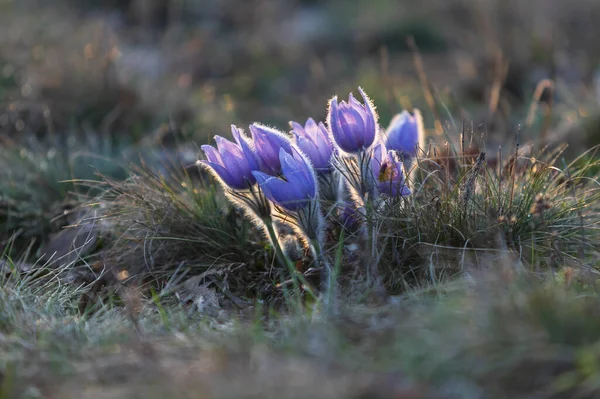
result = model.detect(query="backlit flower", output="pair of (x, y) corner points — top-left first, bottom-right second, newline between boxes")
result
(252, 146), (317, 211)
(200, 125), (260, 190)
(384, 110), (422, 158)
(370, 143), (411, 197)
(290, 118), (334, 172)
(327, 87), (378, 154)
(249, 123), (293, 176)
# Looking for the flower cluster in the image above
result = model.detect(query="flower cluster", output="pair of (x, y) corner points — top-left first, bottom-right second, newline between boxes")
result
(199, 87), (422, 292)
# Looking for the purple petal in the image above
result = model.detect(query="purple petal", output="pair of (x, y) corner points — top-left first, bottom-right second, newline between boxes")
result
(295, 154), (317, 199)
(296, 136), (318, 160)
(327, 96), (345, 147)
(252, 124), (292, 152)
(219, 148), (244, 182)
(327, 89), (379, 154)
(316, 122), (334, 152)
(385, 111), (419, 156)
(201, 145), (223, 165)
(358, 87), (377, 148)
(375, 154), (411, 197)
(252, 171), (276, 200)
(290, 118), (334, 171)
(397, 185), (411, 196)
(370, 142), (386, 178)
(215, 134), (256, 186)
(303, 118), (319, 140)
(199, 160), (241, 189)
(231, 125), (260, 171)
(252, 170), (308, 211)
(251, 128), (281, 173)
(280, 147), (303, 175)
(281, 147), (316, 198)
(338, 105), (367, 149)
(215, 136), (244, 159)
(348, 93), (367, 121)
(290, 121), (305, 138)
(297, 136), (327, 170)
(250, 124), (292, 175)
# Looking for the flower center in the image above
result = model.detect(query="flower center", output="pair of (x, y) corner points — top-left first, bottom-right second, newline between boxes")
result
(378, 161), (395, 183)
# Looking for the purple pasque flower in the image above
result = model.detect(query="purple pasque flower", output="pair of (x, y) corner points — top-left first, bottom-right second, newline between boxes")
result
(340, 201), (363, 232)
(290, 118), (335, 173)
(249, 123), (293, 176)
(252, 146), (317, 211)
(327, 87), (378, 154)
(370, 143), (411, 197)
(384, 110), (421, 158)
(200, 125), (260, 190)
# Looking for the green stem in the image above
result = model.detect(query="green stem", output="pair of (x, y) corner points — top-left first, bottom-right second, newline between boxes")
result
(263, 217), (318, 302)
(311, 237), (336, 316)
(264, 218), (291, 271)
(310, 238), (329, 285)
(366, 204), (378, 284)
(357, 149), (379, 282)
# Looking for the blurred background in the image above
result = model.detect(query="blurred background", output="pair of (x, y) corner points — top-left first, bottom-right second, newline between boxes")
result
(1, 0), (599, 148)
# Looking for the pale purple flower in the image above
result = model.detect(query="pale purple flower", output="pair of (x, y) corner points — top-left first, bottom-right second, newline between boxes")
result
(340, 201), (362, 232)
(200, 125), (260, 190)
(370, 143), (411, 197)
(249, 123), (293, 176)
(384, 110), (421, 158)
(252, 147), (317, 211)
(290, 118), (335, 172)
(327, 87), (378, 154)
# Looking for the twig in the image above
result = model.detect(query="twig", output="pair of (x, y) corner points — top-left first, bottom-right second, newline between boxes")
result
(379, 46), (397, 112)
(489, 49), (509, 115)
(407, 36), (443, 135)
(562, 159), (585, 262)
(509, 125), (521, 210)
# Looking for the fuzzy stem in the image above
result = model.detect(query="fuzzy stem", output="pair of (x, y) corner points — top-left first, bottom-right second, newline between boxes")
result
(264, 217), (319, 303)
(357, 149), (379, 284)
(263, 217), (301, 296)
(365, 203), (378, 285)
(310, 236), (336, 315)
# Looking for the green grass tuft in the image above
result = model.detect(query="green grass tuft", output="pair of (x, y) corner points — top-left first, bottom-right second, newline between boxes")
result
(95, 161), (274, 303)
(0, 134), (128, 257)
(376, 143), (600, 291)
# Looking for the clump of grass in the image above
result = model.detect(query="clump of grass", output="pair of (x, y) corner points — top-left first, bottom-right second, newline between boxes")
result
(376, 141), (600, 291)
(0, 256), (102, 397)
(0, 134), (128, 257)
(383, 269), (600, 398)
(4, 239), (600, 398)
(249, 267), (600, 398)
(96, 162), (274, 303)
(0, 252), (215, 399)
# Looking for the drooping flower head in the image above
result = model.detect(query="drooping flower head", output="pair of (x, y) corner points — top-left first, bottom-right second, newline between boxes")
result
(290, 118), (335, 173)
(249, 123), (293, 176)
(384, 109), (422, 159)
(370, 142), (411, 197)
(200, 125), (260, 190)
(252, 146), (317, 211)
(327, 87), (378, 154)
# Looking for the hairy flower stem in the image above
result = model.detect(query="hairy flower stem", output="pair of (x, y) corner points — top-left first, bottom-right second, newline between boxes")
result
(283, 202), (333, 311)
(357, 149), (381, 285)
(318, 172), (340, 218)
(310, 237), (336, 315)
(364, 202), (379, 285)
(263, 217), (302, 298)
(264, 216), (319, 304)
